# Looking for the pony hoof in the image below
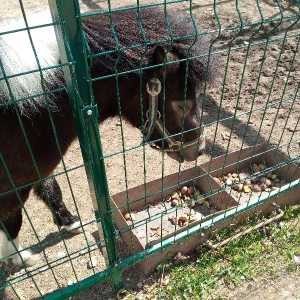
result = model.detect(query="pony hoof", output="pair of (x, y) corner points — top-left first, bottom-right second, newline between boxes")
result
(11, 250), (40, 267)
(65, 221), (82, 234)
(26, 253), (40, 267)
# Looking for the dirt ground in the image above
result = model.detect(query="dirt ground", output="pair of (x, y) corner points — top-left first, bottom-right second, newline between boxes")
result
(0, 0), (299, 299)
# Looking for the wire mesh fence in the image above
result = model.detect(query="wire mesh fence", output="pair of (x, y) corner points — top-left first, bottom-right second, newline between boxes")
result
(0, 0), (299, 299)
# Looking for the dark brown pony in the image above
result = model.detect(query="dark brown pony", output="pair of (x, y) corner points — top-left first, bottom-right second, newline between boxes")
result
(0, 8), (217, 266)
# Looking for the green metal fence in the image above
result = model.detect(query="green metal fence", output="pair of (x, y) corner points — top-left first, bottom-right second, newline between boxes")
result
(0, 0), (299, 299)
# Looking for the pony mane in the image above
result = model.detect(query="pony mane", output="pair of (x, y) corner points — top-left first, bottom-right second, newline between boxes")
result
(0, 8), (217, 116)
(83, 8), (218, 85)
(0, 11), (63, 115)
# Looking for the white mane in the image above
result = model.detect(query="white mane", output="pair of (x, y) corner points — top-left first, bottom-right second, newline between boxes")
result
(0, 11), (63, 114)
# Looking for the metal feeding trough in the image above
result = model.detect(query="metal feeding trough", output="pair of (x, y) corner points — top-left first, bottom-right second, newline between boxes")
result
(111, 143), (300, 273)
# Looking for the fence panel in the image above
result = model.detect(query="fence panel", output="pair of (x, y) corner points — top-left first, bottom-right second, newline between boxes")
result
(0, 0), (299, 299)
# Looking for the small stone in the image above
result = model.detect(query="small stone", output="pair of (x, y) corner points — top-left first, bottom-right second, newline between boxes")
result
(190, 202), (196, 208)
(266, 172), (273, 179)
(261, 183), (267, 190)
(150, 226), (160, 231)
(293, 254), (300, 265)
(253, 164), (260, 172)
(124, 212), (136, 221)
(171, 192), (180, 200)
(204, 201), (210, 208)
(197, 195), (205, 204)
(168, 216), (177, 225)
(259, 177), (267, 183)
(239, 172), (248, 181)
(233, 183), (243, 192)
(187, 186), (194, 195)
(265, 179), (272, 187)
(179, 215), (188, 222)
(253, 167), (260, 173)
(165, 195), (172, 202)
(244, 179), (252, 186)
(253, 185), (261, 192)
(178, 216), (189, 227)
(171, 199), (179, 206)
(217, 177), (225, 185)
(243, 186), (251, 193)
(226, 178), (233, 185)
(258, 163), (265, 170)
(251, 177), (258, 183)
(67, 280), (73, 286)
(260, 177), (271, 187)
(180, 186), (188, 195)
(87, 257), (97, 269)
(181, 195), (190, 201)
(137, 282), (143, 289)
(162, 276), (170, 286)
(232, 173), (238, 178)
(271, 174), (277, 180)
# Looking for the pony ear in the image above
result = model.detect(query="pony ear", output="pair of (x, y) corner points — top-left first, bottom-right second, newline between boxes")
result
(155, 46), (180, 76)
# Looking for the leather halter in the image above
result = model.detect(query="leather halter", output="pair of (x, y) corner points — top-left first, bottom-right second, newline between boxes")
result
(143, 78), (206, 153)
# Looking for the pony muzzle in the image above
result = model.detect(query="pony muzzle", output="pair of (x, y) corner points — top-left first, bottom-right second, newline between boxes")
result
(166, 128), (206, 161)
(144, 78), (206, 161)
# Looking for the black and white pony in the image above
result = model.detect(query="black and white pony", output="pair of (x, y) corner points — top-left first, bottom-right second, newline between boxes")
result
(0, 8), (217, 266)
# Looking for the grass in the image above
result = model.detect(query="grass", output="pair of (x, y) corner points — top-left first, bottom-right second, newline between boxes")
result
(154, 204), (300, 300)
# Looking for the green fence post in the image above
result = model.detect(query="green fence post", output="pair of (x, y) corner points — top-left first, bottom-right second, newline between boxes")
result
(48, 0), (124, 292)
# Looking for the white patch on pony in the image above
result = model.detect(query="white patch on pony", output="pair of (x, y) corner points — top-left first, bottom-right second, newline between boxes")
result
(64, 221), (82, 234)
(0, 11), (62, 114)
(0, 232), (39, 267)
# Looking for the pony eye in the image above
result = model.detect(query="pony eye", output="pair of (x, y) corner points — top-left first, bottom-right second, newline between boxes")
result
(174, 101), (193, 114)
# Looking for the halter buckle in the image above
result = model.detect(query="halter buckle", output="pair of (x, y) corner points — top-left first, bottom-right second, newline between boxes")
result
(169, 141), (181, 152)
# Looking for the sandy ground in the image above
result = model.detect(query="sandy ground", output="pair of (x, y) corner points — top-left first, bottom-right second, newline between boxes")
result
(1, 0), (299, 299)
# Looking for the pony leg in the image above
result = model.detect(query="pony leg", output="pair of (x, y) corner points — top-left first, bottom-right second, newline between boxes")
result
(33, 178), (81, 233)
(0, 209), (39, 267)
